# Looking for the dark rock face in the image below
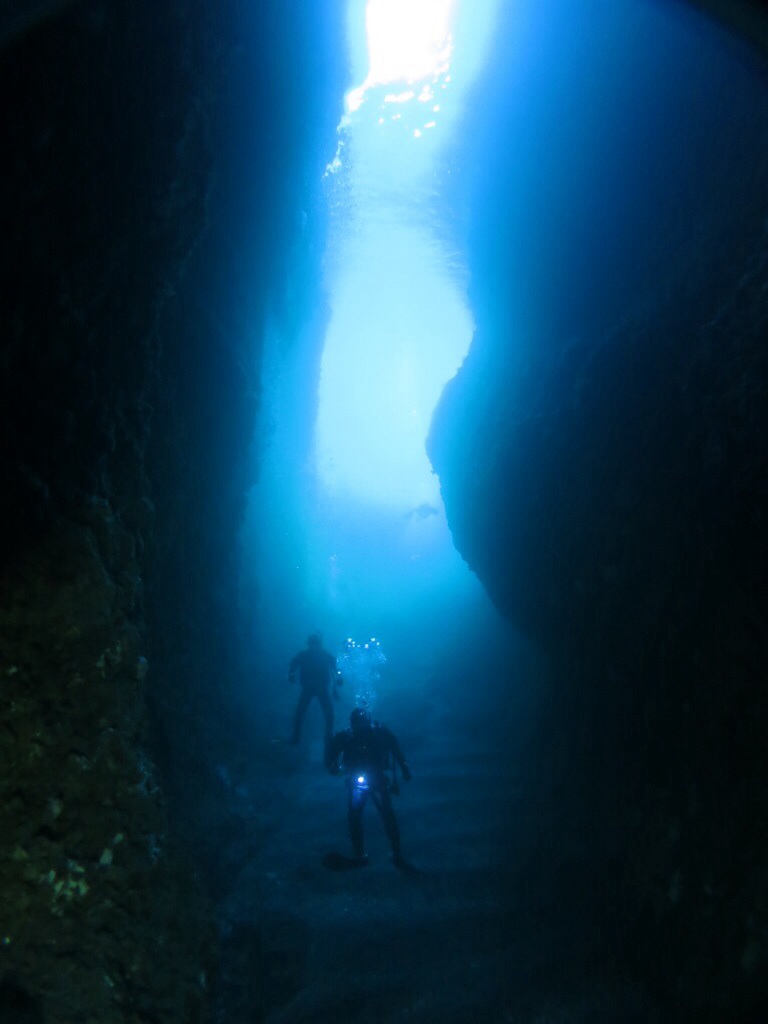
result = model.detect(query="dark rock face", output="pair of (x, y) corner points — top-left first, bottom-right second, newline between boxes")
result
(1, 4), (214, 1018)
(689, 0), (768, 55)
(0, 511), (211, 1022)
(429, 4), (768, 1018)
(434, 230), (768, 1016)
(0, 1), (344, 1020)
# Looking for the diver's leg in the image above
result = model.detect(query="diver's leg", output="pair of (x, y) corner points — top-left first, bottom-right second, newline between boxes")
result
(348, 787), (368, 860)
(291, 687), (311, 743)
(318, 688), (334, 741)
(372, 787), (402, 860)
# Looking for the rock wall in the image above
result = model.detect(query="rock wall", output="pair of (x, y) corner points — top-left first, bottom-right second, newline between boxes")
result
(0, 1), (344, 1020)
(688, 0), (768, 55)
(429, 4), (768, 1018)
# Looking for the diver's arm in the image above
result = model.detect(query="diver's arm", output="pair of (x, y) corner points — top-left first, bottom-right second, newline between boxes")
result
(383, 727), (412, 781)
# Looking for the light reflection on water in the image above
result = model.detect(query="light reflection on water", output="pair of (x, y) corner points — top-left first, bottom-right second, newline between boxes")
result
(310, 0), (499, 634)
(318, 0), (497, 510)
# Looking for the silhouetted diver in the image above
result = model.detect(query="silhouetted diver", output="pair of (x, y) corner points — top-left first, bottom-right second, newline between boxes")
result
(288, 632), (341, 744)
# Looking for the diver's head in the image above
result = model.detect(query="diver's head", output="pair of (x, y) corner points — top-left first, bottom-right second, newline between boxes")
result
(307, 632), (322, 649)
(350, 707), (371, 732)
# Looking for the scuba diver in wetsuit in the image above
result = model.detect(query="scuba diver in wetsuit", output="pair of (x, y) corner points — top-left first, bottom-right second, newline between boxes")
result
(325, 707), (412, 867)
(288, 632), (341, 744)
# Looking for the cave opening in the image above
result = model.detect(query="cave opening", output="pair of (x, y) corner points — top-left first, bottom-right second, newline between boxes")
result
(240, 0), (517, 746)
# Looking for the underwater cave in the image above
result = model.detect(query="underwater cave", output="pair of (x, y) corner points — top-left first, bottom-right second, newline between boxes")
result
(2, 1), (768, 1021)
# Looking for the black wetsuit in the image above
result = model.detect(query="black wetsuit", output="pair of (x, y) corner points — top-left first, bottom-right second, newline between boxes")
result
(289, 646), (337, 742)
(325, 723), (411, 859)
